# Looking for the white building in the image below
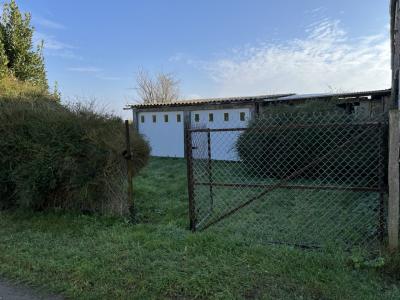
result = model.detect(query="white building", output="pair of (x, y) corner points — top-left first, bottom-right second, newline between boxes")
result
(125, 90), (390, 160)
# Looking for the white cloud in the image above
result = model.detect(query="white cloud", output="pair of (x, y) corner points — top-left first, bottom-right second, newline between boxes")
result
(169, 53), (185, 62)
(67, 67), (122, 81)
(185, 93), (202, 99)
(49, 50), (82, 60)
(305, 7), (326, 15)
(34, 31), (82, 60)
(96, 75), (122, 81)
(68, 67), (102, 73)
(33, 16), (66, 30)
(182, 19), (391, 97)
(34, 32), (74, 50)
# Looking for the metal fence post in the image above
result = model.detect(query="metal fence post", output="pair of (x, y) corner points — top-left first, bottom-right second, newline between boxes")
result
(388, 109), (400, 252)
(207, 129), (214, 213)
(379, 121), (386, 243)
(184, 113), (196, 231)
(124, 120), (134, 215)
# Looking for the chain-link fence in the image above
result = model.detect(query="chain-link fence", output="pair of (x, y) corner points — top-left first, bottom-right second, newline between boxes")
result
(186, 111), (388, 250)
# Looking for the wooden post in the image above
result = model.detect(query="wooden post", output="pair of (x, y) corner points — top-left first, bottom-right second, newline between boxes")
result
(183, 112), (196, 231)
(185, 125), (196, 231)
(388, 109), (400, 252)
(125, 120), (134, 215)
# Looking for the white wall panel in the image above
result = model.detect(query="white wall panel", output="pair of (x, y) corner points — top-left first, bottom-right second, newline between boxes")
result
(191, 108), (251, 161)
(138, 108), (251, 160)
(138, 111), (184, 157)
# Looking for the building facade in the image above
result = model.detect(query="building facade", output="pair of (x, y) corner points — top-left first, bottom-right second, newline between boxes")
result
(126, 90), (390, 159)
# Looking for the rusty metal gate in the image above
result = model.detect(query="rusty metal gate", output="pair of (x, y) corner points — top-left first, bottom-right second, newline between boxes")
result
(185, 112), (388, 249)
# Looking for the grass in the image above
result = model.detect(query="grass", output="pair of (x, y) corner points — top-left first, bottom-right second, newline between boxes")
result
(0, 157), (399, 299)
(191, 159), (382, 248)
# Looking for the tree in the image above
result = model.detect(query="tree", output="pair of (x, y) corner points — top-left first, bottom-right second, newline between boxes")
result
(0, 39), (8, 78)
(135, 69), (179, 104)
(0, 0), (47, 89)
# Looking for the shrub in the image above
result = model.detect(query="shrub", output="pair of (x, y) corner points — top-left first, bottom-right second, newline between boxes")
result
(0, 99), (150, 215)
(236, 112), (384, 185)
(0, 75), (56, 102)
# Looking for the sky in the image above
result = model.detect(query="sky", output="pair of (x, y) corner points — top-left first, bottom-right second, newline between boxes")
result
(6, 0), (392, 118)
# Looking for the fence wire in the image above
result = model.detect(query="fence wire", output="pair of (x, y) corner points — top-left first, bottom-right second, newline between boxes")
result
(186, 111), (388, 250)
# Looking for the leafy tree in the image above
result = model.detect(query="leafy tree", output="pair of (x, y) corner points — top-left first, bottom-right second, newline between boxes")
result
(0, 39), (8, 78)
(0, 0), (47, 89)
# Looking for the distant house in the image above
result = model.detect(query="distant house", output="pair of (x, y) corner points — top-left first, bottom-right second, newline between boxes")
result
(125, 89), (391, 159)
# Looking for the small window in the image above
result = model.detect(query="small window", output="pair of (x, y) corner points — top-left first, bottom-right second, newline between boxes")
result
(140, 115), (145, 123)
(164, 114), (169, 123)
(209, 113), (214, 122)
(177, 114), (181, 122)
(194, 114), (200, 122)
(152, 115), (157, 123)
(240, 112), (246, 121)
(224, 112), (229, 122)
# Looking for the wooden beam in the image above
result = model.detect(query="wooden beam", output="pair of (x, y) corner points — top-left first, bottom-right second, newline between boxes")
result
(388, 109), (400, 252)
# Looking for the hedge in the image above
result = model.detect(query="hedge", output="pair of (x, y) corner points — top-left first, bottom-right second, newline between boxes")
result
(236, 112), (385, 186)
(0, 99), (150, 215)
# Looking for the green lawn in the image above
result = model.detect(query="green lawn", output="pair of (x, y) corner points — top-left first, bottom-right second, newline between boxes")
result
(0, 157), (399, 299)
(190, 159), (383, 249)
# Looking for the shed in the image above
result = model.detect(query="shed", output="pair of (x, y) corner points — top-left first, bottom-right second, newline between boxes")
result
(125, 89), (391, 158)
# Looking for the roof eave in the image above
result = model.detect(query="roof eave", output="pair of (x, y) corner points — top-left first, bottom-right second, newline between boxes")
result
(126, 93), (295, 109)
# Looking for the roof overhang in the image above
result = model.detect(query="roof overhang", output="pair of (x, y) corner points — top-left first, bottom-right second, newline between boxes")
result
(125, 93), (294, 110)
(125, 89), (391, 110)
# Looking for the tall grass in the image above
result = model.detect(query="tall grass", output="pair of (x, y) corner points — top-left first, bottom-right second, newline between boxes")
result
(0, 75), (56, 102)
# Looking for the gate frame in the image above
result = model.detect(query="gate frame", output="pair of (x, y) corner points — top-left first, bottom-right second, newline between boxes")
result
(185, 115), (389, 249)
(184, 112), (196, 232)
(388, 109), (400, 251)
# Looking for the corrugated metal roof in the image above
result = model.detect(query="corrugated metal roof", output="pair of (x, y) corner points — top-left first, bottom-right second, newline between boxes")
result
(126, 89), (391, 110)
(275, 89), (391, 101)
(126, 93), (294, 109)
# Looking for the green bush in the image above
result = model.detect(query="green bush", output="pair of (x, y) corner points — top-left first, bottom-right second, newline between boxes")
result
(0, 99), (150, 215)
(236, 112), (385, 185)
(0, 76), (57, 102)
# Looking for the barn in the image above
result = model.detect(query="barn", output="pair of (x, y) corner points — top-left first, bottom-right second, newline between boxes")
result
(126, 89), (391, 159)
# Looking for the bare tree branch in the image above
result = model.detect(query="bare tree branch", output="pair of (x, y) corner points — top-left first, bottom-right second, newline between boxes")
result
(135, 69), (180, 104)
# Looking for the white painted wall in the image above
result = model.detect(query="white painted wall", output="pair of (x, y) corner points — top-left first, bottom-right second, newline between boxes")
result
(191, 108), (251, 161)
(138, 111), (184, 157)
(137, 108), (251, 160)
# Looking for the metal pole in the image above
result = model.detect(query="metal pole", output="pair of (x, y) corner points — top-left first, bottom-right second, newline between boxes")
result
(378, 122), (386, 243)
(207, 129), (214, 214)
(388, 109), (399, 252)
(185, 126), (196, 231)
(125, 120), (134, 216)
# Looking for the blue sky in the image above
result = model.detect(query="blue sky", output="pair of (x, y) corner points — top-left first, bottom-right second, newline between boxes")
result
(7, 0), (392, 118)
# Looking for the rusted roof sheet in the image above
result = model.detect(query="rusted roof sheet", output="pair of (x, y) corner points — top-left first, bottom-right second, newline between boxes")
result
(126, 89), (391, 110)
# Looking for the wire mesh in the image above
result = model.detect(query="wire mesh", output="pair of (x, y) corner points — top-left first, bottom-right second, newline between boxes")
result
(186, 111), (388, 250)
